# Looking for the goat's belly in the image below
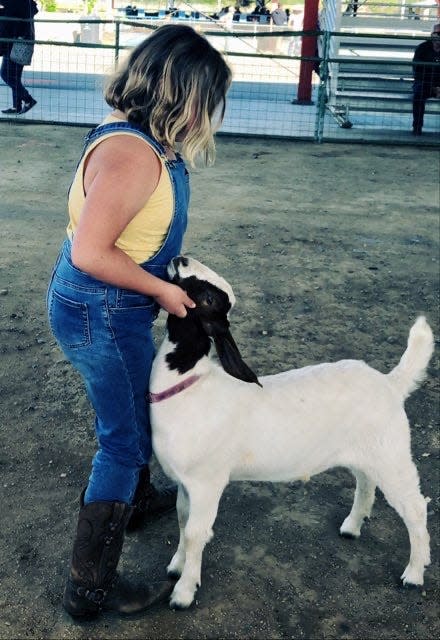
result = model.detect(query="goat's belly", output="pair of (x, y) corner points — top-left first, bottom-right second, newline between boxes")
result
(229, 452), (331, 483)
(227, 405), (367, 483)
(230, 465), (311, 483)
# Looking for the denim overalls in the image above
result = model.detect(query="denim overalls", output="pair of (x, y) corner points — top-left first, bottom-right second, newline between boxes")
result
(47, 121), (189, 505)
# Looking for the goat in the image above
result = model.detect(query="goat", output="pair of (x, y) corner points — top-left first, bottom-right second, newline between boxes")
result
(150, 256), (433, 610)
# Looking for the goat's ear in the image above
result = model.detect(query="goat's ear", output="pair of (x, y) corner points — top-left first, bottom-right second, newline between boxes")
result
(201, 318), (261, 387)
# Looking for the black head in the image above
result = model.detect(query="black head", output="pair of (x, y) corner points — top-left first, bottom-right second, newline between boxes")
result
(166, 256), (261, 386)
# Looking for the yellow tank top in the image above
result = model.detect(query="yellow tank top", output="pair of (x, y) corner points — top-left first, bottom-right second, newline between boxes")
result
(67, 115), (174, 264)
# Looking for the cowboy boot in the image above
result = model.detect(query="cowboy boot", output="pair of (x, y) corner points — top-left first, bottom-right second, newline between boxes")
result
(126, 466), (177, 532)
(63, 498), (173, 618)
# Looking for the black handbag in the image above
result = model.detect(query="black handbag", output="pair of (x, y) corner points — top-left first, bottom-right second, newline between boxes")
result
(10, 36), (34, 65)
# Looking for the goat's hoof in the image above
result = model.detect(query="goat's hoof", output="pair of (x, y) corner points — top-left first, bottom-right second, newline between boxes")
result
(339, 517), (361, 539)
(339, 530), (358, 540)
(169, 583), (196, 610)
(400, 581), (420, 590)
(169, 599), (191, 611)
(401, 566), (424, 587)
(169, 595), (194, 610)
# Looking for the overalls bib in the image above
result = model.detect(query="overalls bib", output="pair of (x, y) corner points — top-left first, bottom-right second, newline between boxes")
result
(47, 121), (190, 504)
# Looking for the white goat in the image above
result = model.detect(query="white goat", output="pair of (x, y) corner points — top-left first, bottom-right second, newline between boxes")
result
(150, 256), (433, 610)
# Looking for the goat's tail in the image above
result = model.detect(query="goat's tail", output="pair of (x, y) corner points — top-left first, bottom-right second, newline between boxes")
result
(387, 316), (434, 399)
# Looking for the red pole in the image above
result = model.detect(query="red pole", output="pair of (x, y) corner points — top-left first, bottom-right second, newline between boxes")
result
(295, 0), (320, 104)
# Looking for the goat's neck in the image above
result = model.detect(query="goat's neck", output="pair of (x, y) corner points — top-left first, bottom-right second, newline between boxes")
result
(152, 316), (212, 390)
(166, 315), (212, 372)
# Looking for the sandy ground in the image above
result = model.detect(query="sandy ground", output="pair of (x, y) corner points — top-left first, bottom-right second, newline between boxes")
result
(0, 122), (439, 640)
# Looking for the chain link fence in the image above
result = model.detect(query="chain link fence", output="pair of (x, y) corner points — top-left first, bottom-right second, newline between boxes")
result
(0, 16), (439, 145)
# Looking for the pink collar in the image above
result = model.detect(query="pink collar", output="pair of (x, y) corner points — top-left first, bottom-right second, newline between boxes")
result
(149, 375), (201, 403)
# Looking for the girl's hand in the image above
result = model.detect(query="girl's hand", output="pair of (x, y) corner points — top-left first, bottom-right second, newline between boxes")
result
(154, 282), (195, 318)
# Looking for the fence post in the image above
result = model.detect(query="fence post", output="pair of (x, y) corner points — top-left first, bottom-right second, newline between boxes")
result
(314, 30), (331, 143)
(295, 0), (320, 103)
(114, 20), (120, 68)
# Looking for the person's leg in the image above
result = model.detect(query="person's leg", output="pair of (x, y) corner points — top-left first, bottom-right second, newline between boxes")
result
(48, 282), (156, 504)
(0, 54), (35, 112)
(12, 60), (36, 113)
(412, 81), (428, 134)
(0, 56), (9, 89)
(47, 252), (172, 617)
(82, 304), (156, 505)
(101, 290), (177, 531)
(63, 496), (172, 618)
(1, 55), (20, 110)
(126, 464), (178, 532)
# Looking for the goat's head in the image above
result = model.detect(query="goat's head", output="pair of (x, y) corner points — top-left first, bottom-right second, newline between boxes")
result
(166, 256), (260, 386)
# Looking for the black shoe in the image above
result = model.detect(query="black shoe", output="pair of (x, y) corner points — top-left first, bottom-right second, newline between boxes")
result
(17, 98), (37, 115)
(1, 107), (19, 114)
(412, 128), (422, 136)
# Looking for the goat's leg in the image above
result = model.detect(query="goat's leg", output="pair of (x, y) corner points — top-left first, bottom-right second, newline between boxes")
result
(340, 469), (376, 538)
(170, 480), (226, 610)
(167, 483), (190, 579)
(377, 460), (430, 586)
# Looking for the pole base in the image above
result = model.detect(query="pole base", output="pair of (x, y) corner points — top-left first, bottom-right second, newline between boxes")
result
(291, 99), (315, 105)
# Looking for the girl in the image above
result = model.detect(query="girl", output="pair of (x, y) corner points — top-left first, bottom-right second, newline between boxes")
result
(47, 24), (231, 618)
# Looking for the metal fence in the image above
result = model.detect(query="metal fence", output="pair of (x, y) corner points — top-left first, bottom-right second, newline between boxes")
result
(0, 16), (439, 145)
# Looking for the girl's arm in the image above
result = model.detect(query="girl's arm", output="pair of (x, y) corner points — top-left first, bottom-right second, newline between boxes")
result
(71, 135), (195, 318)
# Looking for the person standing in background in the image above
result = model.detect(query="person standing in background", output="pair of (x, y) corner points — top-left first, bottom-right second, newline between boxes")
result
(271, 2), (287, 25)
(412, 23), (440, 135)
(0, 0), (38, 115)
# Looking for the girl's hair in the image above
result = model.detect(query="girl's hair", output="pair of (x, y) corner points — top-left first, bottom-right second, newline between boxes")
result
(105, 24), (232, 165)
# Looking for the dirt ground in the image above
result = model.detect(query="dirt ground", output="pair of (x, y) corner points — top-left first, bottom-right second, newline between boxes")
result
(0, 122), (438, 640)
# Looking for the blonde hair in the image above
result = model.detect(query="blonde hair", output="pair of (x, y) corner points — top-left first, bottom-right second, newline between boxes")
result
(105, 25), (232, 165)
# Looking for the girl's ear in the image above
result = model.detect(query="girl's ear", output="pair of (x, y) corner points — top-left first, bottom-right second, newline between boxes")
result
(201, 317), (261, 386)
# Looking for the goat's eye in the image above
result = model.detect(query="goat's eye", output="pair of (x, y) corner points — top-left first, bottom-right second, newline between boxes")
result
(205, 293), (214, 306)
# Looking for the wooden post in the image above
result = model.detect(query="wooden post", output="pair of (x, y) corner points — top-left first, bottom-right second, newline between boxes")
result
(295, 0), (320, 104)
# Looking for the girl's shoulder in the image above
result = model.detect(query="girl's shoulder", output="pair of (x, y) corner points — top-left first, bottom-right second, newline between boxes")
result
(83, 132), (162, 198)
(86, 132), (161, 172)
(88, 128), (165, 167)
(86, 118), (168, 159)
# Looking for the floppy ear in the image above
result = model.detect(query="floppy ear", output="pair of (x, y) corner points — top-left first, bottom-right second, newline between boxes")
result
(201, 317), (261, 387)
